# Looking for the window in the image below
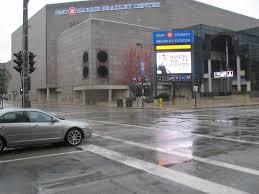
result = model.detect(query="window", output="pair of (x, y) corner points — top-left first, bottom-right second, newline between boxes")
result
(27, 111), (52, 123)
(1, 112), (27, 123)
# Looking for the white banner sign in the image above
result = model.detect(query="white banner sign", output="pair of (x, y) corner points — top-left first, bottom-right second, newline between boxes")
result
(214, 71), (233, 78)
(157, 51), (192, 74)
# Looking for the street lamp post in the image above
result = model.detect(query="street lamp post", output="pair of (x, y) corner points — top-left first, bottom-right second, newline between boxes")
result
(136, 43), (144, 109)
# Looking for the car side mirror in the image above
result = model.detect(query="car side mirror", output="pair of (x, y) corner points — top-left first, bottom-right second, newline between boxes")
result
(51, 117), (59, 123)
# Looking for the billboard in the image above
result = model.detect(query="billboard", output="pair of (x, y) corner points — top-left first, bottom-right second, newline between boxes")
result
(156, 51), (192, 74)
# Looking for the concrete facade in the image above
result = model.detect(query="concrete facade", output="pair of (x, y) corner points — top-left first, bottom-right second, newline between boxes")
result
(8, 0), (259, 104)
(56, 18), (155, 104)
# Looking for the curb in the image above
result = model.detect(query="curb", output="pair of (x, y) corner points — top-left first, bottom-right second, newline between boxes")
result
(4, 101), (259, 112)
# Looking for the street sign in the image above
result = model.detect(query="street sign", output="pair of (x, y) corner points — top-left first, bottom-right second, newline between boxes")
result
(152, 30), (194, 45)
(193, 86), (198, 92)
(214, 71), (234, 78)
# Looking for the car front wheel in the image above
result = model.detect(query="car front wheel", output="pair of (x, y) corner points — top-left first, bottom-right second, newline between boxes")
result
(65, 129), (83, 146)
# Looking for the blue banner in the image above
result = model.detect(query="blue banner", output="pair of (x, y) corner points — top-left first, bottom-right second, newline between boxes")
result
(141, 62), (145, 76)
(152, 30), (194, 45)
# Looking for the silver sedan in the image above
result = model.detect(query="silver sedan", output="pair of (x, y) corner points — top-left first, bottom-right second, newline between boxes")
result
(0, 108), (92, 152)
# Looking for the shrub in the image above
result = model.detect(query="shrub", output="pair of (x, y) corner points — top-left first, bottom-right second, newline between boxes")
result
(144, 97), (154, 103)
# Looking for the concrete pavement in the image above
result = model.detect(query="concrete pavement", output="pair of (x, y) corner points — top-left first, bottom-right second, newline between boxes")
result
(1, 101), (259, 193)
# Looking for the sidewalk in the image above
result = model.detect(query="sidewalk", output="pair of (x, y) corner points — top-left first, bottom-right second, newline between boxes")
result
(97, 95), (259, 111)
(151, 95), (259, 111)
(3, 95), (259, 111)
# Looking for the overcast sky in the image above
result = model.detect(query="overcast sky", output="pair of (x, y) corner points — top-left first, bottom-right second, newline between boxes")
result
(0, 0), (259, 63)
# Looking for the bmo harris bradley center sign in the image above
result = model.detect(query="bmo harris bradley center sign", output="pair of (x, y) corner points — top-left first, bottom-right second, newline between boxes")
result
(153, 30), (194, 82)
(54, 2), (160, 16)
(152, 30), (194, 45)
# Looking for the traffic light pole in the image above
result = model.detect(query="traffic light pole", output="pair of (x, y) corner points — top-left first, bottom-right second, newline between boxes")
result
(22, 0), (30, 108)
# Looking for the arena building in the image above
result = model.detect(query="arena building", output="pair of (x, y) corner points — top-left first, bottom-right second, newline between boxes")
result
(7, 0), (259, 104)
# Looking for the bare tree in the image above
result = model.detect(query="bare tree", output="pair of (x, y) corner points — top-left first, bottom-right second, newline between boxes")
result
(0, 67), (11, 95)
(121, 44), (153, 97)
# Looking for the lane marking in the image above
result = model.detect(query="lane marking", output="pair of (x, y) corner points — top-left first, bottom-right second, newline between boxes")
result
(0, 150), (85, 164)
(54, 109), (144, 117)
(89, 120), (158, 130)
(81, 144), (250, 194)
(194, 133), (259, 145)
(89, 120), (259, 145)
(93, 133), (259, 177)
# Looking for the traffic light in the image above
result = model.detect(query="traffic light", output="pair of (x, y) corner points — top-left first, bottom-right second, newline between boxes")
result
(13, 51), (23, 73)
(29, 52), (36, 74)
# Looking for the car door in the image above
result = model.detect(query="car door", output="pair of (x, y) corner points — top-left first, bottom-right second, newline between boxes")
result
(26, 111), (64, 143)
(0, 111), (32, 147)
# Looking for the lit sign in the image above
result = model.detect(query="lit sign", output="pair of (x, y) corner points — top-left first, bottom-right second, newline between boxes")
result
(153, 29), (194, 83)
(156, 45), (192, 50)
(152, 30), (194, 45)
(214, 71), (233, 78)
(54, 2), (160, 16)
(157, 52), (192, 74)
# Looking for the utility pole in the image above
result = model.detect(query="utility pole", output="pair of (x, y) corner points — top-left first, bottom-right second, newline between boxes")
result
(136, 43), (144, 109)
(225, 39), (229, 96)
(22, 0), (30, 108)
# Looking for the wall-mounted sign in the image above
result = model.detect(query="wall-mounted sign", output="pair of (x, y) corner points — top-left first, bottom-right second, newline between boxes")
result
(54, 2), (160, 16)
(214, 71), (233, 78)
(152, 30), (194, 45)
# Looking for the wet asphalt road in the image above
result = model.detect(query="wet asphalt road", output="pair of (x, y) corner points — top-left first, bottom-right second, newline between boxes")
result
(0, 105), (259, 194)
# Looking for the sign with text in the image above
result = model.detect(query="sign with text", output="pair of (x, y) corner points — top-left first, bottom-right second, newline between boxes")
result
(152, 30), (194, 45)
(157, 51), (192, 74)
(55, 2), (160, 16)
(153, 30), (194, 83)
(214, 71), (233, 78)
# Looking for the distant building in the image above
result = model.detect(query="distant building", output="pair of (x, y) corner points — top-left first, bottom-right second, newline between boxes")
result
(8, 0), (259, 104)
(187, 25), (259, 96)
(0, 63), (8, 95)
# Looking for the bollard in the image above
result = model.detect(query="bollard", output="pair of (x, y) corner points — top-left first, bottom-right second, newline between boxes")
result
(159, 98), (163, 108)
